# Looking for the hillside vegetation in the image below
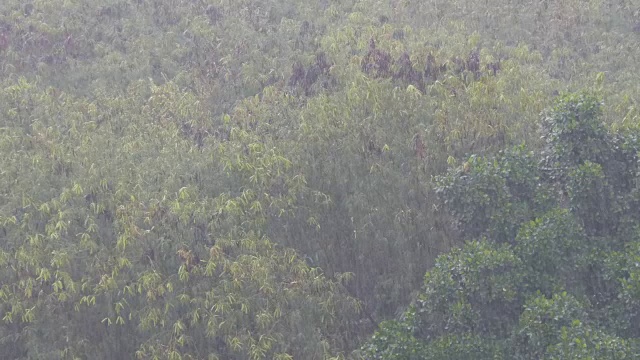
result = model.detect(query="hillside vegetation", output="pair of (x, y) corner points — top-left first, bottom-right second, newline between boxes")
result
(0, 0), (638, 358)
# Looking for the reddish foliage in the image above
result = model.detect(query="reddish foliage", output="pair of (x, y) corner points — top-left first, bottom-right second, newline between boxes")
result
(361, 38), (392, 78)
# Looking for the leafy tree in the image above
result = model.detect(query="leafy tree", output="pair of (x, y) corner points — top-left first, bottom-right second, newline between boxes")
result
(0, 79), (365, 359)
(363, 92), (640, 358)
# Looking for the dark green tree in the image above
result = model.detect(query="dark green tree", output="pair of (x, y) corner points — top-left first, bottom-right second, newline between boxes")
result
(363, 92), (640, 359)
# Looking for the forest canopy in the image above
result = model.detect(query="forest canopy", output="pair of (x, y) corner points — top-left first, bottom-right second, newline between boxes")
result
(0, 0), (638, 359)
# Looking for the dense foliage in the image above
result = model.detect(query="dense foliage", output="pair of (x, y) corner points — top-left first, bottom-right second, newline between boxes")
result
(364, 93), (640, 358)
(0, 0), (638, 358)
